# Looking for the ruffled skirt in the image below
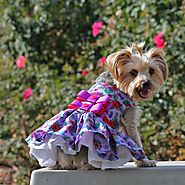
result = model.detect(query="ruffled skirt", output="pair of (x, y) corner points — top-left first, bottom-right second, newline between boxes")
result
(26, 109), (145, 169)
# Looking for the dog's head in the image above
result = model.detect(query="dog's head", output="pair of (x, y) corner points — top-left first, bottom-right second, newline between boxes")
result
(106, 43), (168, 101)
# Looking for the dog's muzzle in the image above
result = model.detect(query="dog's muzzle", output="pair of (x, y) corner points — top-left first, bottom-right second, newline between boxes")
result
(137, 81), (151, 98)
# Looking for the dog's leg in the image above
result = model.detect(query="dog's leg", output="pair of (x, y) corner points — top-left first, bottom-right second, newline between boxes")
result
(122, 106), (143, 147)
(134, 157), (157, 167)
(57, 146), (95, 170)
(46, 165), (61, 170)
(122, 106), (156, 167)
(78, 164), (97, 170)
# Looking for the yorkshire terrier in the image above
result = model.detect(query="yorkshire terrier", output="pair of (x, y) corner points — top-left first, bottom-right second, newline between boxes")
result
(55, 43), (168, 169)
(27, 43), (168, 170)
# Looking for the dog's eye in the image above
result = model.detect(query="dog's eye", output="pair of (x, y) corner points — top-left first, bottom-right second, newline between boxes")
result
(149, 68), (155, 76)
(130, 70), (138, 77)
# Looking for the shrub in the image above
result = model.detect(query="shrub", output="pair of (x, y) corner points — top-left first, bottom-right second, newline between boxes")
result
(0, 0), (185, 184)
(96, 0), (185, 161)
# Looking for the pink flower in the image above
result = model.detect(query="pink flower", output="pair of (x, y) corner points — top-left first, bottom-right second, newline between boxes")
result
(153, 32), (165, 48)
(81, 70), (88, 76)
(98, 56), (107, 67)
(23, 88), (32, 100)
(92, 21), (103, 37)
(16, 55), (26, 68)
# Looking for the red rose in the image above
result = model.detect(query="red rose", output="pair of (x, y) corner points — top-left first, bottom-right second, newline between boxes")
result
(153, 32), (165, 48)
(92, 21), (103, 37)
(16, 55), (26, 69)
(81, 70), (88, 76)
(23, 88), (32, 101)
(98, 56), (107, 67)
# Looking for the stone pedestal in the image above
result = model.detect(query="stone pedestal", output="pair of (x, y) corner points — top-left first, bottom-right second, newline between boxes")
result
(30, 161), (185, 185)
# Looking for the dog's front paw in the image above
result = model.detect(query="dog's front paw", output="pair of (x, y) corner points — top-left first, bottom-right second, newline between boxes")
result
(78, 164), (97, 170)
(135, 158), (157, 167)
(46, 164), (61, 170)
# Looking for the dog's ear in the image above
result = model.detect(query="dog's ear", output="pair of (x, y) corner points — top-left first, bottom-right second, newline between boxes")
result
(147, 48), (168, 81)
(106, 49), (131, 79)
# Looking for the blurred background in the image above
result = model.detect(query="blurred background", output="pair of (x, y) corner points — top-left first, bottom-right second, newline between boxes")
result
(0, 0), (185, 184)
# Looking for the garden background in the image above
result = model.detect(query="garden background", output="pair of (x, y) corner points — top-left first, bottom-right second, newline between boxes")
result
(0, 0), (185, 184)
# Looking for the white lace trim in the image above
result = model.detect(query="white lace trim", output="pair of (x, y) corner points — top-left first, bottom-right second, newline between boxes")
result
(28, 132), (132, 169)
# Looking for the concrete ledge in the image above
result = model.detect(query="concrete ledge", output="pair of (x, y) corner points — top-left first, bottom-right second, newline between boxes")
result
(30, 161), (185, 185)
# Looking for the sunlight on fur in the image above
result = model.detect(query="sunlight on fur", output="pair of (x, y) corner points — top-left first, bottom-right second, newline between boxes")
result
(26, 43), (169, 170)
(106, 43), (168, 101)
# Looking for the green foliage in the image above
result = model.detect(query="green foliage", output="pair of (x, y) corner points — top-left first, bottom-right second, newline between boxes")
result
(88, 0), (185, 161)
(1, 0), (100, 72)
(0, 0), (185, 184)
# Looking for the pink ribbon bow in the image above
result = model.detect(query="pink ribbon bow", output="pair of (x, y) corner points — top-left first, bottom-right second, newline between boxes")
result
(68, 90), (114, 127)
(68, 90), (112, 117)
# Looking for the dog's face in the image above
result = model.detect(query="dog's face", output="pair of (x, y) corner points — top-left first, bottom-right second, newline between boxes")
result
(106, 44), (168, 101)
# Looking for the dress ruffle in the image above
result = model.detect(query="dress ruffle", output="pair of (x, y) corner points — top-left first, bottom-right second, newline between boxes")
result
(26, 108), (145, 169)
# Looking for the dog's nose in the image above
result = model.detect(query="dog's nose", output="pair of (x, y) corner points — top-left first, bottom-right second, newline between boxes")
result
(141, 81), (150, 90)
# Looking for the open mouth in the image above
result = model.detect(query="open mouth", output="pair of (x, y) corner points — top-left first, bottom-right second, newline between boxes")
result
(137, 88), (150, 99)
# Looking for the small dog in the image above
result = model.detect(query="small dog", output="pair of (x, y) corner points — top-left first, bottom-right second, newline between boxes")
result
(55, 43), (168, 169)
(27, 43), (168, 170)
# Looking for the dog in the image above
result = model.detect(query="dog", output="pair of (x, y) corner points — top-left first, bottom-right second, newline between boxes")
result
(53, 43), (168, 170)
(27, 43), (168, 170)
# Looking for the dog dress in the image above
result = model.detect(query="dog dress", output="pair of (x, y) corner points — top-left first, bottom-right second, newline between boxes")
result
(26, 81), (146, 169)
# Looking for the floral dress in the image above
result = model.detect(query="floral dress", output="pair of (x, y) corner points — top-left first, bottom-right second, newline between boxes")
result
(26, 82), (146, 169)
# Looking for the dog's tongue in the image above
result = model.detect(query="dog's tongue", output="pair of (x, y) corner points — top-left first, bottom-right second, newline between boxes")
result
(140, 89), (148, 98)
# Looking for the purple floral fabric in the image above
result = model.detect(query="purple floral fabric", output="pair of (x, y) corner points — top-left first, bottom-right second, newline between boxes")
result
(26, 82), (145, 162)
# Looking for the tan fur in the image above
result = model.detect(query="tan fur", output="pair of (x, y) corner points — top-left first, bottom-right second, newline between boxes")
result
(57, 146), (96, 170)
(56, 43), (168, 169)
(106, 43), (168, 167)
(106, 45), (168, 101)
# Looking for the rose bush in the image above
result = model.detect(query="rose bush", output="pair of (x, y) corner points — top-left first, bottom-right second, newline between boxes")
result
(0, 0), (185, 184)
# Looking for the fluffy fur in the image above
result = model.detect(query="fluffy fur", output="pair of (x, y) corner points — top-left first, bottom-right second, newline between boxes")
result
(54, 43), (168, 169)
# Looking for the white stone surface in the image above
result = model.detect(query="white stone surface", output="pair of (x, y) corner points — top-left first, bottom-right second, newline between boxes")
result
(30, 161), (185, 185)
